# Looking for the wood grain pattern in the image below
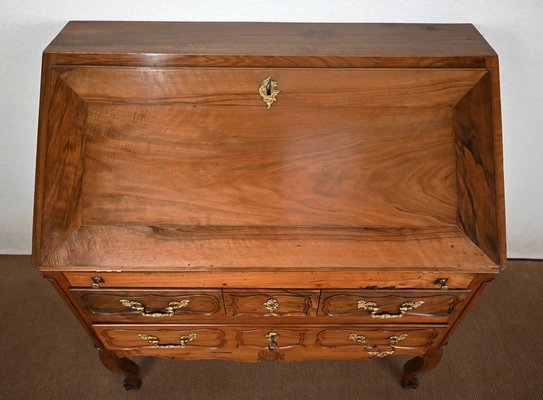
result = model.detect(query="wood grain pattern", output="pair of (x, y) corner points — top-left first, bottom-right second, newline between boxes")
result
(45, 22), (496, 69)
(38, 70), (86, 258)
(98, 326), (228, 350)
(486, 59), (507, 267)
(34, 65), (491, 265)
(32, 22), (505, 388)
(319, 290), (469, 323)
(69, 289), (223, 322)
(223, 290), (319, 317)
(94, 324), (447, 361)
(315, 327), (439, 348)
(32, 54), (54, 267)
(42, 225), (498, 272)
(454, 73), (501, 265)
(61, 271), (478, 290)
(81, 104), (456, 228)
(58, 67), (484, 107)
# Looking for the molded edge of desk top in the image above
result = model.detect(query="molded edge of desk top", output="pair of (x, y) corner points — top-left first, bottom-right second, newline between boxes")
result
(43, 22), (497, 66)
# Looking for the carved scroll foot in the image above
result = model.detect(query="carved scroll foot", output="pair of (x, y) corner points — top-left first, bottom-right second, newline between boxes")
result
(97, 348), (142, 390)
(401, 346), (444, 389)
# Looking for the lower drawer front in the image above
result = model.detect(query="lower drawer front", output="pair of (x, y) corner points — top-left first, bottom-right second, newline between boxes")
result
(94, 325), (446, 361)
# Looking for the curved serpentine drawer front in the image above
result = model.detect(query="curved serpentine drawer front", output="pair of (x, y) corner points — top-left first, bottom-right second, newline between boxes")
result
(223, 290), (319, 317)
(93, 324), (448, 361)
(318, 290), (469, 323)
(69, 289), (224, 322)
(68, 287), (469, 324)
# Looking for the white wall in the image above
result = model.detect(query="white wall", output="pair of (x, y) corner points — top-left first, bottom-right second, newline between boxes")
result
(1, 0), (542, 258)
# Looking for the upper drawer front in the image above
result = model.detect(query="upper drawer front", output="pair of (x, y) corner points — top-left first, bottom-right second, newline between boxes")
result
(223, 290), (319, 317)
(69, 289), (223, 322)
(63, 272), (476, 290)
(319, 290), (469, 323)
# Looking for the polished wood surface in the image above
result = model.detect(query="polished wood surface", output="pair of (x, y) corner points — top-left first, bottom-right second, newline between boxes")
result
(44, 22), (496, 69)
(62, 271), (478, 290)
(43, 226), (497, 272)
(32, 22), (505, 389)
(33, 39), (503, 273)
(454, 73), (501, 265)
(57, 66), (484, 107)
(94, 324), (447, 361)
(319, 290), (469, 323)
(82, 105), (456, 227)
(70, 289), (223, 322)
(223, 290), (319, 317)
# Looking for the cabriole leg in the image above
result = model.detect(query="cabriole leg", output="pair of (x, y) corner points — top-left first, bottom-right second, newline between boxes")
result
(401, 346), (444, 389)
(97, 348), (142, 390)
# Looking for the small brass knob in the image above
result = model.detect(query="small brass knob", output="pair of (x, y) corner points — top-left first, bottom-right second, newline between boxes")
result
(436, 278), (449, 290)
(91, 276), (104, 289)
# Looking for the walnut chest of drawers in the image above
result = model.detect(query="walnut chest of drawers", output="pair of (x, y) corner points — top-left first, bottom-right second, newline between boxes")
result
(32, 21), (505, 390)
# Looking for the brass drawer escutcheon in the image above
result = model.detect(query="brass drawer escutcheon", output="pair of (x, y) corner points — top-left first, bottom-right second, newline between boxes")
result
(356, 300), (424, 319)
(266, 331), (280, 351)
(262, 298), (279, 312)
(258, 330), (284, 361)
(120, 299), (190, 317)
(348, 333), (408, 358)
(258, 76), (280, 109)
(138, 333), (197, 348)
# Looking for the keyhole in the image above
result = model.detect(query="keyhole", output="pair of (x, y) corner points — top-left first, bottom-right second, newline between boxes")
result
(266, 79), (272, 96)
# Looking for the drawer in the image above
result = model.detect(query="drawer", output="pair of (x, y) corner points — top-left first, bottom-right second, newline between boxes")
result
(319, 290), (469, 323)
(223, 290), (319, 317)
(69, 289), (223, 322)
(63, 271), (477, 290)
(93, 324), (447, 361)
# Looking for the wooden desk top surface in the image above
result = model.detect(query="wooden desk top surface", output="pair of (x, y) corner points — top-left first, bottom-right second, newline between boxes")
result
(44, 22), (497, 67)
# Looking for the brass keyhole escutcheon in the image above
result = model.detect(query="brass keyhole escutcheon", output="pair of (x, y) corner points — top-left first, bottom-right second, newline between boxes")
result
(259, 77), (280, 109)
(266, 331), (279, 351)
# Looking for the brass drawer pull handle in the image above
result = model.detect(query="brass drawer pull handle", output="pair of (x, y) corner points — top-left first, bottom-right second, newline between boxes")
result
(138, 333), (197, 348)
(348, 333), (366, 345)
(356, 300), (424, 319)
(349, 333), (407, 358)
(262, 298), (279, 312)
(259, 76), (280, 109)
(120, 299), (190, 317)
(266, 331), (279, 351)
